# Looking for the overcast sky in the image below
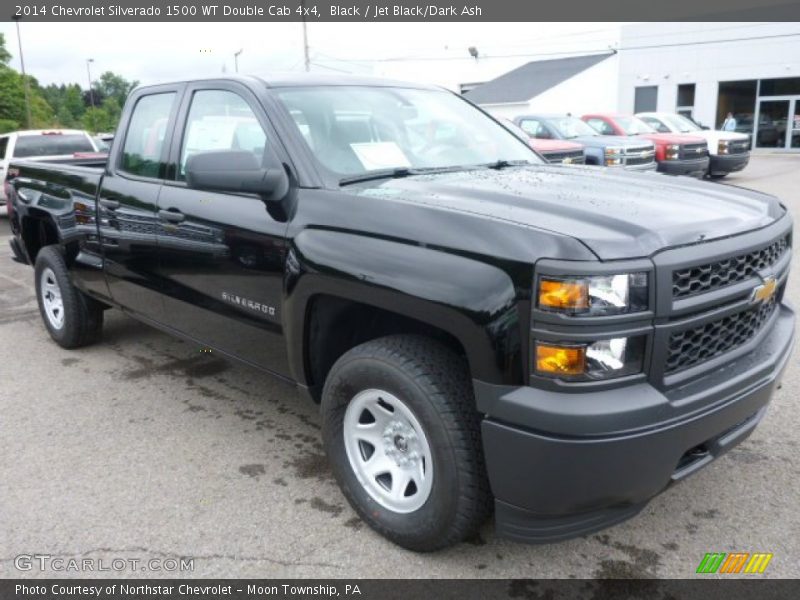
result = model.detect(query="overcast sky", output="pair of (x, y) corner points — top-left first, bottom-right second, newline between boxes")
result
(0, 22), (622, 87)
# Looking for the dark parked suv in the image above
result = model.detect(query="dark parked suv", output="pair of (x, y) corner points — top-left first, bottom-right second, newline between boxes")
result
(6, 75), (794, 551)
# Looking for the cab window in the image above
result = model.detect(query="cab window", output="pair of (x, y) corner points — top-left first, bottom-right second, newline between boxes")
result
(641, 117), (670, 133)
(585, 118), (615, 136)
(120, 92), (176, 178)
(178, 89), (267, 180)
(519, 119), (551, 139)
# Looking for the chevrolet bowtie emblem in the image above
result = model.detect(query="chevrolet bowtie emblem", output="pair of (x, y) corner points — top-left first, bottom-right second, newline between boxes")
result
(750, 277), (778, 304)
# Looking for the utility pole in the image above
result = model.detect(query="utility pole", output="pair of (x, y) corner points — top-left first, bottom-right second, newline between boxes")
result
(301, 1), (310, 72)
(234, 49), (243, 73)
(13, 16), (32, 129)
(86, 58), (95, 108)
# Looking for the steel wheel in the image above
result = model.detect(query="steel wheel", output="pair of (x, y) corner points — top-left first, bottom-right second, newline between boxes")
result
(343, 389), (434, 513)
(40, 267), (65, 330)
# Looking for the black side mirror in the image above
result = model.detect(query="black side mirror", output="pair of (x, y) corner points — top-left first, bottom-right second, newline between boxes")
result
(185, 150), (289, 201)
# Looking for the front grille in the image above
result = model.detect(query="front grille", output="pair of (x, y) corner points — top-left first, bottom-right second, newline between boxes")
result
(625, 145), (653, 155)
(672, 235), (790, 299)
(544, 150), (584, 164)
(623, 146), (655, 166)
(665, 298), (777, 373)
(728, 140), (751, 154)
(625, 153), (655, 166)
(680, 143), (708, 159)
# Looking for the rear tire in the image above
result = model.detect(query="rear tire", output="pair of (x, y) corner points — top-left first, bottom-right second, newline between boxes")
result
(321, 334), (491, 551)
(34, 246), (103, 349)
(708, 173), (728, 180)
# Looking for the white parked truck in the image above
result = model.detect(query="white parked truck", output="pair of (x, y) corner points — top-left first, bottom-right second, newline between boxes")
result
(0, 129), (104, 204)
(636, 112), (751, 179)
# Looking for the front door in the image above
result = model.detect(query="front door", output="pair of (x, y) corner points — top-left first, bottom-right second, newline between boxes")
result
(755, 97), (800, 149)
(154, 83), (290, 376)
(99, 88), (182, 321)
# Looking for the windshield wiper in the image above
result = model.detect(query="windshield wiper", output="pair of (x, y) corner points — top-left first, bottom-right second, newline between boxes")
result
(484, 159), (533, 170)
(339, 167), (416, 186)
(340, 166), (467, 186)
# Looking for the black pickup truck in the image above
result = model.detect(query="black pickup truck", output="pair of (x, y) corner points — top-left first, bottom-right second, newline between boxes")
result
(6, 75), (795, 551)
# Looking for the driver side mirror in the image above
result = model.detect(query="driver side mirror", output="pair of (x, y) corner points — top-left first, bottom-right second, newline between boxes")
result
(185, 150), (290, 201)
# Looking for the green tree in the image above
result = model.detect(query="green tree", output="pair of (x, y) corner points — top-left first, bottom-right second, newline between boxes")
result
(82, 106), (113, 133)
(0, 33), (12, 65)
(95, 71), (138, 107)
(0, 33), (54, 129)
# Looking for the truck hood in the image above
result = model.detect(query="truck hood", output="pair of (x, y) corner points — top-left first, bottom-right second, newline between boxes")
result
(689, 130), (751, 144)
(349, 165), (784, 260)
(635, 132), (707, 145)
(568, 135), (653, 150)
(529, 139), (584, 152)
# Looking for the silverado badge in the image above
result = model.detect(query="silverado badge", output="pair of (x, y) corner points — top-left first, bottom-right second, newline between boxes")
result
(750, 277), (778, 305)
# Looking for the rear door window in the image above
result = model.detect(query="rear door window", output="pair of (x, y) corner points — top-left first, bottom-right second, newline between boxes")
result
(12, 133), (95, 158)
(120, 92), (177, 178)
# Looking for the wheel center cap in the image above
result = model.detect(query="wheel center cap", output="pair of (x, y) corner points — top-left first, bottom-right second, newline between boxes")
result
(394, 435), (408, 452)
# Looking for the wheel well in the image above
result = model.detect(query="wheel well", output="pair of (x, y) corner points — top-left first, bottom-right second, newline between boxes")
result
(21, 216), (59, 263)
(305, 295), (468, 402)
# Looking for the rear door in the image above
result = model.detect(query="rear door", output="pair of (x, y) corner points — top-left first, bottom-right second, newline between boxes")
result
(98, 85), (183, 322)
(153, 81), (291, 375)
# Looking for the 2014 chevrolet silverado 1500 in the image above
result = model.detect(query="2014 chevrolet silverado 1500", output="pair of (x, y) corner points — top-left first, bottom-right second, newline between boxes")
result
(6, 75), (795, 551)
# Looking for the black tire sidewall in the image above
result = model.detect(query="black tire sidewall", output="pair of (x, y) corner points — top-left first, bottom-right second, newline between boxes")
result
(322, 355), (465, 549)
(34, 247), (82, 347)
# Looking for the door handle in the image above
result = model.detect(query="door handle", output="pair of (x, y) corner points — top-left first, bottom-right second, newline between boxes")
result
(99, 198), (119, 210)
(158, 209), (185, 223)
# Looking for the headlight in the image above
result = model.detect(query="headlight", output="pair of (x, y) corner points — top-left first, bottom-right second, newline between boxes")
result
(604, 147), (623, 166)
(535, 336), (645, 380)
(537, 273), (649, 316)
(718, 140), (730, 154)
(665, 144), (680, 160)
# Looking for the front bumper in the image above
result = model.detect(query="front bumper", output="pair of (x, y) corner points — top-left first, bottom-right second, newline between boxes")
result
(709, 153), (750, 176)
(622, 161), (657, 172)
(476, 302), (795, 544)
(657, 156), (710, 178)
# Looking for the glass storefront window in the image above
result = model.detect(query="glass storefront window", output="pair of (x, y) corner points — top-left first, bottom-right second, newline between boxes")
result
(716, 80), (757, 133)
(759, 77), (800, 97)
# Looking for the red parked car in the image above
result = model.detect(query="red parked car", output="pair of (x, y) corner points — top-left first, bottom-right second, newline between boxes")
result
(582, 113), (709, 178)
(501, 119), (585, 165)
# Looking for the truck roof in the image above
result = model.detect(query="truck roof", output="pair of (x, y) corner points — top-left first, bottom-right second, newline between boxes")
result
(133, 73), (440, 94)
(6, 129), (90, 137)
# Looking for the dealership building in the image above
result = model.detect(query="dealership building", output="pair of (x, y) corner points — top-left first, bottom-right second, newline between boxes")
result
(616, 22), (800, 150)
(376, 22), (800, 150)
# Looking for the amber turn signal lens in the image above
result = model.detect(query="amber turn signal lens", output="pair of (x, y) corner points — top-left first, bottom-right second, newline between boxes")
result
(538, 278), (588, 311)
(536, 344), (586, 376)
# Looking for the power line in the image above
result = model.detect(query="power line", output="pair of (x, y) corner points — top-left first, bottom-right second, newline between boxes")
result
(321, 31), (800, 64)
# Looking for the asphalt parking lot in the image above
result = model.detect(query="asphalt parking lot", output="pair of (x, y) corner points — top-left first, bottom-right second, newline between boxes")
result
(1, 154), (798, 579)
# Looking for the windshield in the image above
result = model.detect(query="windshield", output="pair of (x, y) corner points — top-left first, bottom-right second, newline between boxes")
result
(13, 133), (95, 157)
(661, 114), (701, 133)
(546, 117), (599, 139)
(616, 116), (655, 135)
(274, 86), (539, 177)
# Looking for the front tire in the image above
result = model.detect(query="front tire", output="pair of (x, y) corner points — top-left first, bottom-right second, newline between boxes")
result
(34, 246), (103, 349)
(321, 335), (491, 551)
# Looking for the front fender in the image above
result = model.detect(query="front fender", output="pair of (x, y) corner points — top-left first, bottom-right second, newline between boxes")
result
(284, 228), (530, 387)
